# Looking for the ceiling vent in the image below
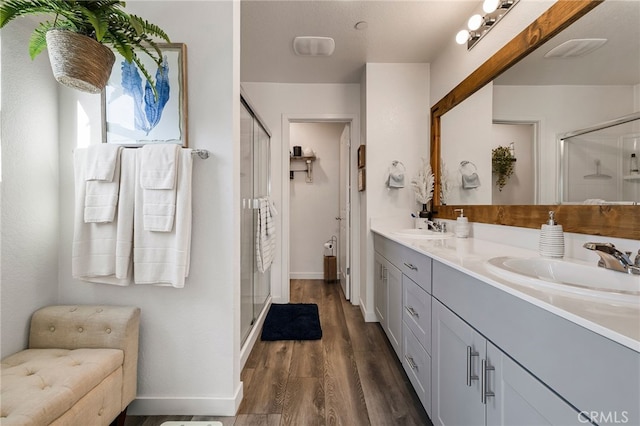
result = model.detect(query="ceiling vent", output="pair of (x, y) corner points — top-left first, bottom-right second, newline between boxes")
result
(544, 38), (608, 58)
(293, 37), (335, 56)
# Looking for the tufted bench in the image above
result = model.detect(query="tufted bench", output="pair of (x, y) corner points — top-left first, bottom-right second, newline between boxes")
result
(1, 305), (140, 426)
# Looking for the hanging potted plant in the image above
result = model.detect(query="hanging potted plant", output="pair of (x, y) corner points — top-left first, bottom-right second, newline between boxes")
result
(0, 0), (170, 94)
(491, 145), (516, 191)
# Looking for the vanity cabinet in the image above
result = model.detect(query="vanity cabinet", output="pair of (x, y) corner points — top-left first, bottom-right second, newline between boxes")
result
(374, 234), (433, 413)
(432, 261), (640, 426)
(432, 298), (585, 426)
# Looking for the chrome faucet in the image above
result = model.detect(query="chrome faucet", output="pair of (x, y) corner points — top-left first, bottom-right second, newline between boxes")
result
(427, 220), (446, 233)
(583, 242), (640, 275)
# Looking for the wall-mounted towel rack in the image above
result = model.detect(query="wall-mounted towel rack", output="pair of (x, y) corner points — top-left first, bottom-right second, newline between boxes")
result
(191, 149), (210, 160)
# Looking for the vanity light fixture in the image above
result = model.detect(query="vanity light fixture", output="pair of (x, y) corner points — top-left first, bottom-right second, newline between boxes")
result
(293, 36), (335, 56)
(456, 0), (519, 50)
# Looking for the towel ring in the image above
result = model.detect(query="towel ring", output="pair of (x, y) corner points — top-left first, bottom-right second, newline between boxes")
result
(391, 160), (405, 171)
(459, 160), (477, 172)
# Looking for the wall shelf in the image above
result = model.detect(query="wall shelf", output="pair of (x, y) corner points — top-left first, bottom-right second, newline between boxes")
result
(290, 155), (316, 182)
(623, 175), (640, 181)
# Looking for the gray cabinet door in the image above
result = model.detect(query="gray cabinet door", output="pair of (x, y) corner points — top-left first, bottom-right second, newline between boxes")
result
(486, 341), (586, 426)
(374, 252), (387, 328)
(432, 299), (485, 426)
(386, 260), (403, 358)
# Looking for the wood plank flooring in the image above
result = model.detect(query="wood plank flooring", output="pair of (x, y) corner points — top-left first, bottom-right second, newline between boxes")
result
(123, 279), (431, 426)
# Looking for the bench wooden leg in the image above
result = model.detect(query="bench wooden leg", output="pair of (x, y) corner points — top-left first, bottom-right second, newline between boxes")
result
(110, 407), (128, 426)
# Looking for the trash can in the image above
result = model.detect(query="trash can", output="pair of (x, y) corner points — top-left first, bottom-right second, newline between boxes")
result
(323, 236), (337, 283)
(324, 255), (337, 283)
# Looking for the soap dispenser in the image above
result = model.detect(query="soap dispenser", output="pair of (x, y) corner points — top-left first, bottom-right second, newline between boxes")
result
(539, 211), (564, 258)
(454, 209), (469, 238)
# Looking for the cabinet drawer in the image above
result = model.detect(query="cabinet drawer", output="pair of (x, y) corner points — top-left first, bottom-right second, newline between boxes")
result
(398, 244), (432, 293)
(403, 322), (432, 414)
(402, 275), (431, 355)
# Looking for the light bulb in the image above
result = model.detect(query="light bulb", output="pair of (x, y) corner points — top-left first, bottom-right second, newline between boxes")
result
(483, 0), (500, 13)
(468, 14), (483, 31)
(456, 29), (470, 45)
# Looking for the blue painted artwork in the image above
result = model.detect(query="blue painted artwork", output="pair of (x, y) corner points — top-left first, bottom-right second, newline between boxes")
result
(120, 56), (171, 135)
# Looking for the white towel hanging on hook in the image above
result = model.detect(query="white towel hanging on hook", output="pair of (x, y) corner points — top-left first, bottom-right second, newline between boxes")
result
(387, 160), (406, 188)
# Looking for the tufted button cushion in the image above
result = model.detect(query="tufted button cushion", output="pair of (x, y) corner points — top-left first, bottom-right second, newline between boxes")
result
(1, 348), (123, 425)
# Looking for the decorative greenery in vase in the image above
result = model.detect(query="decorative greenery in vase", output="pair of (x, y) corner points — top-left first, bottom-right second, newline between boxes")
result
(0, 0), (170, 94)
(492, 145), (515, 191)
(411, 158), (435, 216)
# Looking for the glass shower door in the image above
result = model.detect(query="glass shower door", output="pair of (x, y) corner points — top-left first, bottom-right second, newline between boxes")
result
(240, 98), (271, 346)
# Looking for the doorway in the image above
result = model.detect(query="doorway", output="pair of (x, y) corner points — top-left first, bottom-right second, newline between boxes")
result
(282, 114), (359, 305)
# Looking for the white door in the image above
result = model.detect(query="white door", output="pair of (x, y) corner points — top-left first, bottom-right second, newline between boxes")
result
(338, 123), (351, 299)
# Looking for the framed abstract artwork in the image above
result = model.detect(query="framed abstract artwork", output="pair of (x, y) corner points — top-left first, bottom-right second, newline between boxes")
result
(102, 43), (188, 146)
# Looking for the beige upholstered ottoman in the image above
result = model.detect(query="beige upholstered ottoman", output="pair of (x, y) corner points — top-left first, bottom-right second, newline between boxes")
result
(1, 305), (140, 426)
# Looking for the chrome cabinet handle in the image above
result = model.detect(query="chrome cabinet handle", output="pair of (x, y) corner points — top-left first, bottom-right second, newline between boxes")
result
(382, 266), (388, 280)
(481, 359), (495, 404)
(466, 346), (479, 386)
(403, 262), (418, 271)
(405, 306), (419, 318)
(405, 355), (418, 370)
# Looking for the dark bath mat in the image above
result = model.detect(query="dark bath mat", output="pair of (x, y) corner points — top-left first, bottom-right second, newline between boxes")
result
(261, 303), (322, 341)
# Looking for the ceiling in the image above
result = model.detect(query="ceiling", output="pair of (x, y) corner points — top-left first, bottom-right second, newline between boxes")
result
(241, 1), (640, 87)
(240, 0), (477, 84)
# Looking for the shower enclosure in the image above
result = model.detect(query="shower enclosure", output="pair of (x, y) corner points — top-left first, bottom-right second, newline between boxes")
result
(240, 94), (271, 345)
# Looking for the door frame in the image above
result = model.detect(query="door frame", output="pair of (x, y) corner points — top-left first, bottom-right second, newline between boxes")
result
(281, 114), (360, 304)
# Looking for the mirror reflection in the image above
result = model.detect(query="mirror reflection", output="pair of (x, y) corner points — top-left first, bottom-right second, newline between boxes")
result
(440, 0), (640, 205)
(560, 113), (640, 205)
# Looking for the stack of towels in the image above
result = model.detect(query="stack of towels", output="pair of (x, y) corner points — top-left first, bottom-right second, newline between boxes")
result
(72, 143), (192, 288)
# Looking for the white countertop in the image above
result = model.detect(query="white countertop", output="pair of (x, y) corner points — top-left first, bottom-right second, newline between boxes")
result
(371, 224), (640, 353)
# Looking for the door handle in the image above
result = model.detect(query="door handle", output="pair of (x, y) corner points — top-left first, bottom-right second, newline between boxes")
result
(403, 262), (418, 271)
(405, 355), (418, 370)
(481, 359), (495, 404)
(405, 306), (419, 318)
(466, 346), (479, 386)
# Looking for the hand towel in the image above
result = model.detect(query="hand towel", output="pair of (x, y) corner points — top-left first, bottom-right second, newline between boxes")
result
(256, 197), (276, 273)
(85, 143), (122, 181)
(84, 146), (123, 223)
(140, 144), (180, 189)
(140, 144), (180, 231)
(72, 148), (135, 286)
(134, 148), (193, 288)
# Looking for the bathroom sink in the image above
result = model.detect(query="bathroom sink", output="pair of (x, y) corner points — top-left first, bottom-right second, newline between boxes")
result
(485, 256), (640, 305)
(392, 229), (453, 239)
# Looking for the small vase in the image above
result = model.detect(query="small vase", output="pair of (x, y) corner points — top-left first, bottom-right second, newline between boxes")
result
(419, 204), (431, 218)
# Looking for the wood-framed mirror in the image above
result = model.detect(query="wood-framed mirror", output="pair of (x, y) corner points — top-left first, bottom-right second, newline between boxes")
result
(430, 0), (639, 240)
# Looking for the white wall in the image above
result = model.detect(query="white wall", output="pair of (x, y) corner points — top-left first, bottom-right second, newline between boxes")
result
(289, 122), (344, 279)
(54, 1), (242, 415)
(240, 82), (360, 304)
(1, 20), (60, 357)
(363, 63), (430, 320)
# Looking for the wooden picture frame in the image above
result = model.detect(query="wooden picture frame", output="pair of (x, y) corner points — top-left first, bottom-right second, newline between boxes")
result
(358, 168), (366, 191)
(357, 145), (366, 169)
(102, 43), (188, 147)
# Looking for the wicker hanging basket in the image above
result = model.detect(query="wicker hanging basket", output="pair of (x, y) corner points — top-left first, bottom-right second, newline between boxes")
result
(46, 29), (116, 94)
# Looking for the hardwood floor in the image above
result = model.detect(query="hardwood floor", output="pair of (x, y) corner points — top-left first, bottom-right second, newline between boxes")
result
(124, 279), (432, 426)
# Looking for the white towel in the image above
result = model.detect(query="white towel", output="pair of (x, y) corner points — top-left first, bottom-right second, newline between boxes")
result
(84, 146), (123, 223)
(72, 148), (135, 286)
(256, 197), (276, 273)
(140, 144), (180, 231)
(140, 144), (180, 189)
(134, 148), (193, 288)
(85, 143), (121, 181)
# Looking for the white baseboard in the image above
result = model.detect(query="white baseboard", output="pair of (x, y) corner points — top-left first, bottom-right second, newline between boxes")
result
(128, 383), (243, 416)
(289, 272), (324, 280)
(359, 298), (378, 323)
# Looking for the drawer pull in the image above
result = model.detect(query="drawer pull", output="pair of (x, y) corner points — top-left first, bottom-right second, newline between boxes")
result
(403, 262), (418, 271)
(481, 359), (495, 404)
(405, 355), (418, 370)
(466, 346), (479, 386)
(405, 306), (419, 318)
